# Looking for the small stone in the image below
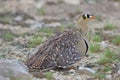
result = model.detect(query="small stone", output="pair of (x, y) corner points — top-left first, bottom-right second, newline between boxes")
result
(64, 0), (81, 5)
(105, 74), (112, 80)
(78, 67), (96, 75)
(100, 41), (108, 50)
(14, 16), (23, 21)
(75, 75), (82, 80)
(69, 69), (75, 74)
(117, 70), (120, 75)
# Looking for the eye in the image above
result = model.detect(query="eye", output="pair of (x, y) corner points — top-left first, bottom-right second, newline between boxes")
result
(82, 14), (86, 19)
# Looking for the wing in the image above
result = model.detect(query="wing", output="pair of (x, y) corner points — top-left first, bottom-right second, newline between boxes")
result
(54, 30), (86, 68)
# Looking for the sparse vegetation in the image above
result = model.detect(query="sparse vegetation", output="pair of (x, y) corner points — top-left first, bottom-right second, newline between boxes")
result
(36, 7), (45, 15)
(44, 71), (55, 80)
(3, 32), (14, 41)
(104, 23), (116, 30)
(0, 15), (11, 24)
(90, 43), (101, 53)
(28, 27), (55, 47)
(92, 34), (102, 42)
(60, 25), (66, 31)
(94, 71), (105, 80)
(0, 54), (6, 59)
(111, 35), (120, 45)
(28, 35), (45, 48)
(94, 49), (120, 79)
(39, 27), (55, 36)
(98, 49), (117, 65)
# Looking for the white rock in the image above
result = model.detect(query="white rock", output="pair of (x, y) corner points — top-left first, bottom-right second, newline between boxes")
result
(78, 67), (96, 75)
(0, 59), (32, 80)
(75, 76), (82, 80)
(64, 0), (81, 5)
(105, 74), (112, 80)
(118, 69), (120, 75)
(14, 16), (23, 21)
(86, 0), (96, 4)
(100, 41), (108, 49)
(46, 22), (61, 27)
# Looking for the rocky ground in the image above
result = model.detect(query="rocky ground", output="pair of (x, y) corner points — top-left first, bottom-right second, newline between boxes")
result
(0, 0), (120, 80)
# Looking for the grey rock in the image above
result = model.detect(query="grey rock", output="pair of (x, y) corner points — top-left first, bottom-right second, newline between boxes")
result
(0, 59), (32, 80)
(0, 76), (10, 80)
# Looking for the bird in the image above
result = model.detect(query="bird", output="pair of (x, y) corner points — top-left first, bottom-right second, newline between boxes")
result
(26, 14), (95, 72)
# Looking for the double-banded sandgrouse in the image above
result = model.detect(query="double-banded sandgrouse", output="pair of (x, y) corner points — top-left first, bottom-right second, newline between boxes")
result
(26, 14), (95, 71)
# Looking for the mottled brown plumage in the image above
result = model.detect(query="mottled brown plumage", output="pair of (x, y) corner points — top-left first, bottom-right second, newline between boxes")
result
(26, 14), (95, 71)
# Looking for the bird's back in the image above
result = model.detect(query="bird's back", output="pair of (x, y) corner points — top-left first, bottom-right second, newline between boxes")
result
(26, 29), (88, 71)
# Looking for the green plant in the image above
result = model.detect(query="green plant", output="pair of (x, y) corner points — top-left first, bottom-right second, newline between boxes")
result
(95, 49), (120, 79)
(0, 16), (11, 24)
(98, 49), (117, 65)
(39, 27), (55, 36)
(36, 7), (45, 15)
(0, 54), (6, 58)
(112, 35), (120, 45)
(3, 32), (14, 41)
(44, 71), (54, 80)
(28, 35), (45, 48)
(92, 34), (102, 42)
(104, 23), (116, 30)
(28, 27), (55, 47)
(94, 71), (105, 80)
(90, 44), (101, 53)
(60, 25), (66, 31)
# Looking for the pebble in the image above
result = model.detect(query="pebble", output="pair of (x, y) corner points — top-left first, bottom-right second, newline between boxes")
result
(118, 69), (120, 74)
(46, 22), (61, 27)
(100, 41), (108, 50)
(105, 74), (112, 80)
(75, 75), (82, 80)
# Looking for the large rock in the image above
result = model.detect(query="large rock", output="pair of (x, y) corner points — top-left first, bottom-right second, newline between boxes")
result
(0, 76), (10, 80)
(0, 59), (32, 80)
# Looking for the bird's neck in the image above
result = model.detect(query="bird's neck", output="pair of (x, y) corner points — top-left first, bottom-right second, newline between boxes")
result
(75, 20), (89, 38)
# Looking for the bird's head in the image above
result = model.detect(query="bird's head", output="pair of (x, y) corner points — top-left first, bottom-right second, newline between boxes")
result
(76, 14), (95, 33)
(82, 14), (95, 20)
(75, 14), (95, 37)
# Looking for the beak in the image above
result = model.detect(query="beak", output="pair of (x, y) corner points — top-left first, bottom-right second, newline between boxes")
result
(90, 15), (96, 19)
